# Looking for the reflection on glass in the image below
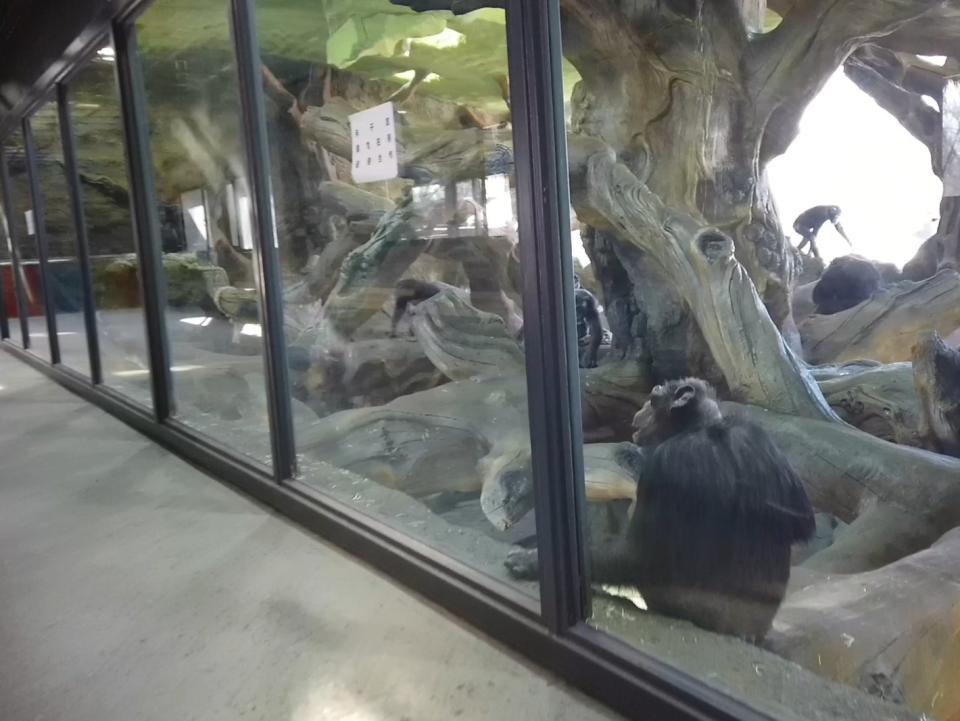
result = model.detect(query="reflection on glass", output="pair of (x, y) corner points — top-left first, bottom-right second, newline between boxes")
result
(30, 101), (90, 375)
(136, 0), (270, 463)
(0, 201), (20, 343)
(3, 129), (48, 355)
(556, 6), (960, 721)
(70, 43), (152, 405)
(256, 1), (535, 592)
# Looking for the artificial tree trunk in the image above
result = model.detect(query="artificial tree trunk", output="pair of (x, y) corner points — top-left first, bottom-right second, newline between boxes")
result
(557, 0), (943, 395)
(566, 2), (799, 379)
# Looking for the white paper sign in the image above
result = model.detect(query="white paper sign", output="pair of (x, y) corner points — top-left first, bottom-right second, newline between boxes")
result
(25, 209), (35, 236)
(349, 102), (400, 183)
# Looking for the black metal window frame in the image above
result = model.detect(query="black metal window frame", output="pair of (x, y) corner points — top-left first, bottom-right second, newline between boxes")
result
(22, 103), (62, 365)
(0, 140), (31, 347)
(0, 2), (780, 721)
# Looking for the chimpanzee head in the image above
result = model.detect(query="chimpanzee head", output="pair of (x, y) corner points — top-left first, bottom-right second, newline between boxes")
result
(632, 377), (722, 444)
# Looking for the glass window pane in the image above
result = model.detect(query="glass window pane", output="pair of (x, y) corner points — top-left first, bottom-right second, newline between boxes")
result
(256, 1), (536, 594)
(556, 7), (960, 721)
(135, 0), (271, 464)
(3, 128), (48, 355)
(30, 100), (90, 376)
(0, 200), (20, 342)
(70, 43), (152, 405)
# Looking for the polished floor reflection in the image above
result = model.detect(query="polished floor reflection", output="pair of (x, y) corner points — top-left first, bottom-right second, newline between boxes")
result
(0, 352), (620, 721)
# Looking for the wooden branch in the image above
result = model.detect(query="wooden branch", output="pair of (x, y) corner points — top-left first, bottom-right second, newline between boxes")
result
(799, 271), (960, 365)
(877, 2), (960, 57)
(305, 181), (395, 302)
(817, 362), (923, 447)
(912, 331), (960, 456)
(750, 0), (944, 165)
(409, 289), (525, 380)
(574, 142), (835, 420)
(770, 528), (960, 720)
(296, 374), (636, 529)
(845, 44), (958, 98)
(386, 68), (429, 105)
(261, 65), (303, 125)
(558, 0), (646, 64)
(426, 232), (523, 332)
(322, 195), (432, 337)
(295, 338), (445, 416)
(844, 51), (942, 174)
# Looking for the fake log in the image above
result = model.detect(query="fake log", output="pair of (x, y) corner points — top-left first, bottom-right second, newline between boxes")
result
(294, 337), (446, 417)
(409, 289), (524, 380)
(912, 331), (960, 456)
(426, 232), (523, 332)
(296, 373), (637, 529)
(799, 270), (960, 365)
(322, 194), (433, 337)
(816, 362), (922, 447)
(570, 142), (835, 421)
(580, 360), (651, 442)
(769, 529), (960, 721)
(724, 402), (960, 573)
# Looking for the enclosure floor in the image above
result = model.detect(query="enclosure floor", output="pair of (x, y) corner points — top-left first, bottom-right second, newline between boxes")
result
(0, 351), (622, 721)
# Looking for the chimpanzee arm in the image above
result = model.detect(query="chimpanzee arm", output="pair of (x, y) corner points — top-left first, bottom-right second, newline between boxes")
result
(504, 535), (639, 585)
(589, 538), (643, 585)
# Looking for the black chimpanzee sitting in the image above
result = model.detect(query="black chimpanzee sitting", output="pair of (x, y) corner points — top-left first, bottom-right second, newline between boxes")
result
(793, 205), (851, 260)
(812, 254), (885, 315)
(505, 378), (815, 642)
(574, 273), (603, 368)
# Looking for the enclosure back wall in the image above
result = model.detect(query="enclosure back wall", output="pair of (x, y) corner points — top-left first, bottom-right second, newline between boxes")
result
(1, 2), (960, 721)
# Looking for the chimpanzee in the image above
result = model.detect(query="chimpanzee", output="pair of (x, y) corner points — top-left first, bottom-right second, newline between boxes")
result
(574, 273), (603, 369)
(390, 279), (442, 337)
(505, 378), (815, 641)
(793, 205), (851, 259)
(812, 254), (884, 315)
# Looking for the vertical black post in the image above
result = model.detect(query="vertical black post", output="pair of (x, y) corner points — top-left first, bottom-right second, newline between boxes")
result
(0, 173), (8, 341)
(229, 0), (297, 480)
(22, 116), (61, 364)
(58, 82), (103, 384)
(0, 145), (33, 348)
(0, 254), (7, 340)
(506, 0), (588, 632)
(112, 22), (174, 421)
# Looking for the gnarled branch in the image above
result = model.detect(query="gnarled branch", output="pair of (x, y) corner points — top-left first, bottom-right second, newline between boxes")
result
(844, 48), (943, 174)
(568, 138), (835, 420)
(749, 0), (944, 165)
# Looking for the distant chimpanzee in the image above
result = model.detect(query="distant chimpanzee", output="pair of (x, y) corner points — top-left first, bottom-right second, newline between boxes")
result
(574, 273), (603, 369)
(812, 254), (884, 315)
(793, 205), (851, 259)
(506, 378), (815, 641)
(390, 279), (442, 337)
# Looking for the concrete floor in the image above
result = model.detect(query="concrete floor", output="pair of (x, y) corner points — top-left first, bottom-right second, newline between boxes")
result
(0, 351), (624, 721)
